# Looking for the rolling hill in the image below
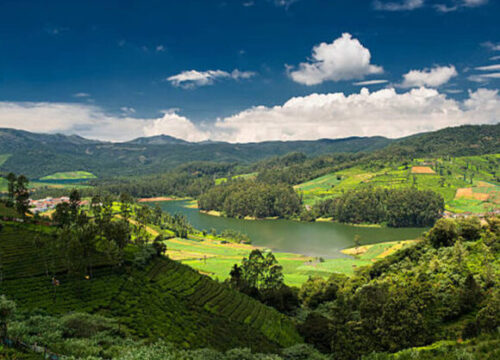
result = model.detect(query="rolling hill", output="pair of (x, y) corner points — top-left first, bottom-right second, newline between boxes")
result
(0, 128), (392, 178)
(0, 222), (301, 351)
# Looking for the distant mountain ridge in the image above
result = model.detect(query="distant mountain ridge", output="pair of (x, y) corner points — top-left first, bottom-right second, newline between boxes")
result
(0, 123), (498, 178)
(0, 128), (393, 178)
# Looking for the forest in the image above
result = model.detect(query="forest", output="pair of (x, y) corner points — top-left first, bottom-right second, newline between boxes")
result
(198, 180), (302, 219)
(311, 187), (445, 227)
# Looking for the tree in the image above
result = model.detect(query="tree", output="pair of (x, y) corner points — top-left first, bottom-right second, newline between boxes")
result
(14, 175), (30, 217)
(6, 172), (16, 205)
(120, 192), (132, 221)
(53, 202), (71, 227)
(69, 189), (81, 222)
(428, 218), (458, 248)
(0, 295), (16, 339)
(152, 236), (167, 256)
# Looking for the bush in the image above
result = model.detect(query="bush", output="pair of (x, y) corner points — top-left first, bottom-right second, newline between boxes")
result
(428, 219), (459, 248)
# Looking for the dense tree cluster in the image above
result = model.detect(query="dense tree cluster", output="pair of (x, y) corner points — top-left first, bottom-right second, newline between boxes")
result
(252, 152), (360, 186)
(312, 187), (444, 227)
(228, 249), (299, 314)
(198, 180), (302, 219)
(297, 217), (499, 359)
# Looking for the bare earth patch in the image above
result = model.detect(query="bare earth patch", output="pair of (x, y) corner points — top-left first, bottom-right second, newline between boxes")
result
(455, 188), (489, 201)
(411, 166), (435, 174)
(138, 197), (175, 202)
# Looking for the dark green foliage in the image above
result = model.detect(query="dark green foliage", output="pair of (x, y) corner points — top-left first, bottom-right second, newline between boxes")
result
(297, 217), (499, 359)
(0, 128), (391, 179)
(428, 218), (459, 248)
(228, 250), (299, 314)
(199, 181), (302, 219)
(314, 187), (444, 227)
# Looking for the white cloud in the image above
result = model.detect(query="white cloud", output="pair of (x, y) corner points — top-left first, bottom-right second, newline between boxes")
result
(142, 111), (209, 142)
(374, 0), (424, 11)
(0, 102), (208, 142)
(243, 1), (255, 6)
(212, 87), (500, 142)
(120, 107), (136, 114)
(490, 56), (500, 61)
(468, 73), (500, 82)
(435, 0), (488, 12)
(1, 88), (499, 143)
(400, 65), (457, 88)
(73, 92), (91, 98)
(476, 64), (500, 71)
(167, 69), (255, 89)
(482, 41), (500, 51)
(156, 45), (165, 52)
(353, 79), (389, 86)
(463, 0), (488, 7)
(288, 33), (383, 86)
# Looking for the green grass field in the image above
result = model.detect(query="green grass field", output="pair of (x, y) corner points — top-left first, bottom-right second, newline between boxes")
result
(295, 154), (500, 212)
(39, 171), (97, 180)
(166, 235), (418, 287)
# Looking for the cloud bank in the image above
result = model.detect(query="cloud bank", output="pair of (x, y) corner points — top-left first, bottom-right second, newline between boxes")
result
(288, 33), (383, 85)
(1, 87), (498, 143)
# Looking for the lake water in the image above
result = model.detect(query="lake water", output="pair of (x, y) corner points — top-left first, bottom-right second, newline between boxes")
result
(157, 200), (427, 259)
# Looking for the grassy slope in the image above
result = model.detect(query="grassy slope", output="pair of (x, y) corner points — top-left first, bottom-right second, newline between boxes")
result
(296, 154), (500, 212)
(39, 171), (97, 180)
(166, 236), (419, 287)
(0, 222), (301, 351)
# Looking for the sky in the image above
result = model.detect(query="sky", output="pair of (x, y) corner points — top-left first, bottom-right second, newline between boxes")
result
(0, 0), (499, 142)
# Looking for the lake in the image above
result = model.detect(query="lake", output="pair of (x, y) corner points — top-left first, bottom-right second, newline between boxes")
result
(156, 200), (427, 259)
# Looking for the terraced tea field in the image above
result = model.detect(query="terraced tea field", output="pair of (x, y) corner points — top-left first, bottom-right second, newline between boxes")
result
(0, 222), (301, 351)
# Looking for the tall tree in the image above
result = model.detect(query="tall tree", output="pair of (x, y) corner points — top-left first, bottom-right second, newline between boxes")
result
(14, 175), (30, 217)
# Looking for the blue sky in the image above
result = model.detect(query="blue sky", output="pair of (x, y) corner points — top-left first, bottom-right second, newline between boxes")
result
(0, 0), (499, 142)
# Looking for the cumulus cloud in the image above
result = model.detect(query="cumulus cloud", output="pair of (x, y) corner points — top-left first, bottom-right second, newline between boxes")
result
(400, 65), (457, 88)
(288, 33), (383, 86)
(167, 69), (255, 89)
(0, 102), (208, 142)
(1, 88), (499, 143)
(373, 0), (424, 11)
(142, 111), (209, 142)
(212, 87), (500, 142)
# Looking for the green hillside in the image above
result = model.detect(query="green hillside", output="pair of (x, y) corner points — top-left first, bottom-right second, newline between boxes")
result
(0, 222), (301, 352)
(0, 128), (392, 178)
(296, 154), (500, 212)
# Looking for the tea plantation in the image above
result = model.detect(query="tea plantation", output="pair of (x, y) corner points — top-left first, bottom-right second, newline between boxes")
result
(0, 222), (301, 351)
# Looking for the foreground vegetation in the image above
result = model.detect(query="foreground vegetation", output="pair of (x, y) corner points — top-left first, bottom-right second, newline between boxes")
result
(1, 185), (498, 359)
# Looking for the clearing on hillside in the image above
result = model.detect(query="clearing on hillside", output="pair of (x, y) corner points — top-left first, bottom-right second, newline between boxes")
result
(455, 188), (489, 201)
(411, 166), (435, 174)
(40, 171), (97, 180)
